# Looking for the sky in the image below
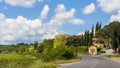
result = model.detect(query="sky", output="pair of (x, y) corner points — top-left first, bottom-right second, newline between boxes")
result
(0, 0), (120, 45)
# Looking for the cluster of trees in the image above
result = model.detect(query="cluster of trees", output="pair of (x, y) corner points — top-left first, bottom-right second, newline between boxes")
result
(0, 44), (28, 53)
(96, 21), (120, 52)
(37, 34), (87, 61)
(65, 22), (101, 47)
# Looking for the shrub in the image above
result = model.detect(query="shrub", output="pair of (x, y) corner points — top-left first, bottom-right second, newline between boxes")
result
(41, 45), (76, 62)
(62, 50), (74, 59)
(77, 46), (88, 54)
(97, 47), (102, 52)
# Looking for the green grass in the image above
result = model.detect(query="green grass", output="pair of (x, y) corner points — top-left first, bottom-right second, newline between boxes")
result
(108, 55), (120, 60)
(29, 58), (81, 68)
(102, 55), (120, 61)
(0, 54), (32, 61)
(29, 60), (56, 68)
(0, 54), (34, 68)
(0, 54), (81, 68)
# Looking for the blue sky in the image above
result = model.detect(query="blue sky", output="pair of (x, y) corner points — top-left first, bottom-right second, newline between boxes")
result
(0, 0), (120, 44)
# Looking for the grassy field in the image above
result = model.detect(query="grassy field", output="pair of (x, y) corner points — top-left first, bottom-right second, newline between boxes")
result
(102, 55), (120, 61)
(0, 54), (34, 68)
(109, 55), (120, 61)
(0, 54), (81, 68)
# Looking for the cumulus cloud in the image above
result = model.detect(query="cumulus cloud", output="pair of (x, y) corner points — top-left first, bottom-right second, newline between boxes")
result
(4, 0), (36, 7)
(0, 0), (3, 2)
(0, 4), (85, 44)
(110, 10), (120, 22)
(52, 4), (85, 25)
(40, 5), (49, 19)
(83, 3), (95, 14)
(97, 0), (120, 13)
(0, 15), (43, 44)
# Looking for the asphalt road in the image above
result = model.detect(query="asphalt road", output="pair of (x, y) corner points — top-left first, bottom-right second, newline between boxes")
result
(59, 55), (120, 68)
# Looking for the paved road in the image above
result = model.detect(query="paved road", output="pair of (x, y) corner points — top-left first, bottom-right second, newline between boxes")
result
(59, 55), (120, 68)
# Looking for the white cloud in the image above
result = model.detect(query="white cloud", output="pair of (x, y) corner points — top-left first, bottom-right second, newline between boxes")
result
(0, 13), (5, 21)
(97, 0), (120, 13)
(40, 5), (49, 19)
(0, 4), (85, 44)
(110, 10), (120, 22)
(0, 0), (3, 2)
(77, 32), (84, 35)
(71, 19), (85, 25)
(38, 0), (50, 3)
(4, 0), (36, 8)
(52, 4), (85, 25)
(83, 3), (95, 14)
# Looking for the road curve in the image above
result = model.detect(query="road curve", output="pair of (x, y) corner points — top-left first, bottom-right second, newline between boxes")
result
(59, 55), (120, 68)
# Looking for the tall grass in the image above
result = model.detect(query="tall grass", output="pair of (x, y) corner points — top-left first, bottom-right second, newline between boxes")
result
(0, 54), (56, 68)
(29, 60), (56, 68)
(0, 54), (33, 68)
(0, 54), (80, 68)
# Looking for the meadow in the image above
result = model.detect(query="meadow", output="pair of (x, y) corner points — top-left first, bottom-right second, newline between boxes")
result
(0, 53), (80, 68)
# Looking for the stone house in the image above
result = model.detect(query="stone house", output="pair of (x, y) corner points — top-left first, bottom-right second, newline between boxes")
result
(89, 38), (105, 55)
(89, 46), (97, 55)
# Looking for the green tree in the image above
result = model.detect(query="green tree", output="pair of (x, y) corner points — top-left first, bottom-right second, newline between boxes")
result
(34, 41), (39, 50)
(81, 34), (84, 45)
(84, 30), (90, 46)
(54, 34), (69, 48)
(91, 25), (94, 38)
(43, 39), (54, 46)
(66, 35), (81, 46)
(95, 22), (101, 37)
(37, 39), (54, 53)
(95, 21), (120, 51)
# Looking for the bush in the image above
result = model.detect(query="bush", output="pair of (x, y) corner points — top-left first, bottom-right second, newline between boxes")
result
(97, 47), (102, 52)
(77, 46), (88, 54)
(41, 45), (75, 62)
(62, 50), (74, 59)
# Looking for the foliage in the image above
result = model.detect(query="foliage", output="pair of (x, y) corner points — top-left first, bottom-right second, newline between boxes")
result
(37, 39), (54, 53)
(66, 35), (81, 46)
(84, 30), (90, 46)
(62, 48), (75, 59)
(77, 46), (88, 54)
(41, 45), (68, 62)
(54, 34), (69, 48)
(97, 47), (102, 52)
(96, 21), (120, 51)
(40, 35), (76, 61)
(95, 22), (101, 35)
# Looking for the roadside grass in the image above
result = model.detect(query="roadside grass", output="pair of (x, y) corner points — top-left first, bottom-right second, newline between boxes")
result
(108, 55), (120, 61)
(51, 58), (81, 67)
(30, 58), (81, 68)
(0, 54), (81, 68)
(102, 55), (120, 61)
(29, 60), (56, 68)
